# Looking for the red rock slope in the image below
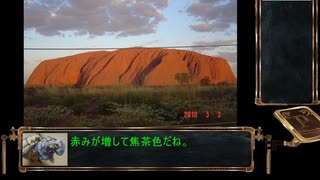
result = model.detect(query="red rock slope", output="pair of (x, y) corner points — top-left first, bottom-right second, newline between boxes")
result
(25, 48), (236, 87)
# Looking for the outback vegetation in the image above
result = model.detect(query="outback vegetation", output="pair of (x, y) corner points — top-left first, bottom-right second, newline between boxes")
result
(24, 83), (237, 127)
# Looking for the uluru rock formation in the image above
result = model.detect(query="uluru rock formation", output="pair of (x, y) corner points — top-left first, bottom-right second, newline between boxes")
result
(25, 48), (236, 87)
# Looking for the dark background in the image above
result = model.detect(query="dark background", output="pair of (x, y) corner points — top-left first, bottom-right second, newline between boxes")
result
(67, 131), (252, 167)
(1, 0), (319, 178)
(261, 1), (313, 103)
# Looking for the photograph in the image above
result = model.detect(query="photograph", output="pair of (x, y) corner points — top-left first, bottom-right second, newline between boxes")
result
(24, 0), (237, 127)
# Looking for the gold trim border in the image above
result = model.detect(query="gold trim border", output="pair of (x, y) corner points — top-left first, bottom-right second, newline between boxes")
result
(273, 106), (320, 143)
(315, 0), (319, 103)
(255, 0), (319, 106)
(17, 126), (255, 173)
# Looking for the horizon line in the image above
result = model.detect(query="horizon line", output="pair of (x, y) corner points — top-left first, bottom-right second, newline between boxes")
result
(24, 44), (237, 51)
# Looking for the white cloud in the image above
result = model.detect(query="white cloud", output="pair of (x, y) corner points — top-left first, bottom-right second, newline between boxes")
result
(192, 38), (237, 51)
(193, 39), (237, 45)
(187, 0), (237, 33)
(24, 0), (168, 37)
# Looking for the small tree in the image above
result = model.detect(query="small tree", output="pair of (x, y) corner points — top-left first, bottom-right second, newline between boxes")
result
(175, 73), (193, 85)
(200, 76), (211, 86)
(217, 81), (228, 86)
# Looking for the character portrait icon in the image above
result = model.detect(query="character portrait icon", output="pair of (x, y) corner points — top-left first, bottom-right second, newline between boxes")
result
(22, 133), (68, 166)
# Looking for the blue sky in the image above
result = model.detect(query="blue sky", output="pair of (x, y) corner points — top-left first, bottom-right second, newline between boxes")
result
(24, 0), (237, 83)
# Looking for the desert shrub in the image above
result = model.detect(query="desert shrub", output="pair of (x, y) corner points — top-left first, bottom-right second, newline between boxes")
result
(200, 76), (211, 86)
(70, 102), (87, 115)
(24, 105), (72, 126)
(157, 99), (188, 121)
(96, 102), (119, 115)
(24, 85), (237, 126)
(174, 73), (193, 85)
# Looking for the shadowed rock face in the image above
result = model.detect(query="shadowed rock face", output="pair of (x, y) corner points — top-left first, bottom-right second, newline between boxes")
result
(25, 48), (236, 87)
